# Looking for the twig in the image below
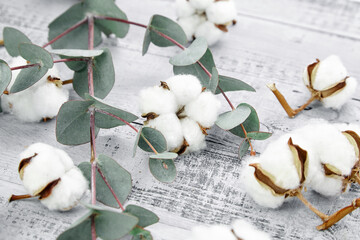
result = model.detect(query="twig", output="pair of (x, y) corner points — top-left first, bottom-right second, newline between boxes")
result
(0, 39), (4, 46)
(296, 191), (328, 221)
(11, 63), (40, 71)
(62, 79), (73, 85)
(9, 194), (33, 202)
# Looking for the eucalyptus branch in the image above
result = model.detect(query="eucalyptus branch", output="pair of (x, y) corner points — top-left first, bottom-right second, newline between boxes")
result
(42, 18), (87, 48)
(53, 58), (89, 63)
(10, 63), (40, 71)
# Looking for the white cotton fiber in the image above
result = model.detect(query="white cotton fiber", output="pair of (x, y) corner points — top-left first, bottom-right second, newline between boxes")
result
(195, 21), (225, 46)
(166, 74), (203, 106)
(184, 91), (221, 128)
(178, 15), (206, 41)
(139, 86), (178, 115)
(320, 77), (357, 109)
(232, 219), (272, 240)
(181, 117), (206, 152)
(40, 167), (88, 211)
(188, 225), (236, 240)
(189, 0), (214, 11)
(176, 0), (196, 18)
(206, 0), (237, 25)
(146, 113), (184, 151)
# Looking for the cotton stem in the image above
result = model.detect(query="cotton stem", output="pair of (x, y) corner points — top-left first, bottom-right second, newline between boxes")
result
(9, 194), (33, 202)
(296, 191), (328, 221)
(62, 79), (73, 85)
(97, 166), (125, 211)
(0, 39), (4, 46)
(267, 83), (316, 118)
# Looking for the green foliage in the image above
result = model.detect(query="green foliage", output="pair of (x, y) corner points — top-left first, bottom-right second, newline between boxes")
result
(73, 48), (115, 99)
(215, 75), (255, 94)
(238, 138), (250, 160)
(138, 127), (167, 153)
(230, 103), (260, 138)
(78, 155), (132, 208)
(19, 43), (53, 68)
(149, 158), (176, 183)
(208, 67), (219, 93)
(56, 100), (100, 145)
(131, 228), (153, 240)
(3, 27), (31, 57)
(142, 15), (187, 55)
(169, 37), (208, 66)
(149, 152), (178, 160)
(85, 94), (138, 129)
(58, 205), (138, 240)
(124, 205), (159, 227)
(247, 131), (272, 140)
(50, 49), (103, 57)
(0, 60), (12, 96)
(173, 49), (215, 87)
(216, 104), (251, 130)
(10, 66), (48, 93)
(133, 127), (143, 157)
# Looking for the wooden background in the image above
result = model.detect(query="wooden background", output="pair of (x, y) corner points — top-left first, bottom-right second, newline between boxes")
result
(1, 0), (360, 239)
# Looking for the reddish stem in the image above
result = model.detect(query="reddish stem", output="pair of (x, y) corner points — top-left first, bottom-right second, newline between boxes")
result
(42, 18), (87, 48)
(97, 166), (125, 211)
(11, 63), (39, 71)
(94, 16), (148, 28)
(54, 58), (89, 63)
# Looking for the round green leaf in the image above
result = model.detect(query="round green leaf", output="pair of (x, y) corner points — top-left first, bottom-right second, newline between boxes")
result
(247, 131), (272, 140)
(10, 66), (48, 93)
(173, 48), (215, 87)
(19, 43), (53, 68)
(149, 152), (178, 160)
(50, 49), (103, 57)
(85, 94), (138, 129)
(0, 60), (12, 96)
(216, 104), (251, 130)
(215, 75), (256, 94)
(57, 211), (93, 240)
(169, 37), (208, 66)
(133, 127), (143, 157)
(149, 158), (176, 183)
(239, 138), (250, 160)
(3, 27), (31, 57)
(230, 103), (260, 138)
(208, 67), (219, 93)
(138, 127), (167, 153)
(124, 205), (159, 228)
(56, 100), (99, 145)
(131, 228), (153, 240)
(73, 48), (115, 99)
(149, 15), (187, 47)
(142, 28), (151, 56)
(79, 154), (132, 208)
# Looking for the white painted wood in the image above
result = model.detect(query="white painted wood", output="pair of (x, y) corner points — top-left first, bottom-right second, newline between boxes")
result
(0, 0), (360, 239)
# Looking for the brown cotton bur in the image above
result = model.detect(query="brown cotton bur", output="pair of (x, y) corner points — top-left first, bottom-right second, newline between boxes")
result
(267, 59), (348, 118)
(18, 153), (37, 180)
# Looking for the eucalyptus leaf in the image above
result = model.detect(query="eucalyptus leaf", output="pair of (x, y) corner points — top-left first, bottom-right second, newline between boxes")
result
(173, 49), (215, 87)
(148, 15), (187, 47)
(133, 127), (143, 157)
(239, 138), (250, 160)
(85, 94), (138, 129)
(247, 131), (272, 140)
(131, 228), (153, 240)
(3, 27), (31, 57)
(19, 43), (53, 68)
(0, 60), (12, 96)
(73, 48), (115, 99)
(142, 28), (151, 56)
(124, 205), (159, 227)
(78, 154), (132, 208)
(10, 66), (48, 93)
(57, 211), (92, 240)
(149, 152), (178, 160)
(215, 75), (255, 94)
(50, 49), (103, 57)
(56, 100), (100, 145)
(169, 37), (207, 66)
(149, 158), (176, 183)
(216, 104), (251, 130)
(138, 127), (167, 153)
(208, 67), (219, 93)
(230, 104), (259, 138)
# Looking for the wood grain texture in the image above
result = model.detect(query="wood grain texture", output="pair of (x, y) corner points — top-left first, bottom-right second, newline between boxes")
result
(0, 0), (360, 239)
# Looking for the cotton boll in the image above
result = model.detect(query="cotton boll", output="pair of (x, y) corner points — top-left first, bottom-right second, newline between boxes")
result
(184, 91), (221, 128)
(195, 21), (224, 46)
(146, 113), (184, 151)
(166, 74), (203, 106)
(242, 159), (286, 208)
(321, 77), (357, 109)
(53, 148), (74, 171)
(334, 123), (360, 136)
(40, 167), (88, 211)
(189, 225), (236, 240)
(189, 0), (214, 10)
(181, 117), (206, 152)
(32, 82), (69, 119)
(176, 0), (196, 18)
(206, 0), (237, 25)
(139, 86), (178, 115)
(232, 220), (272, 240)
(178, 15), (206, 41)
